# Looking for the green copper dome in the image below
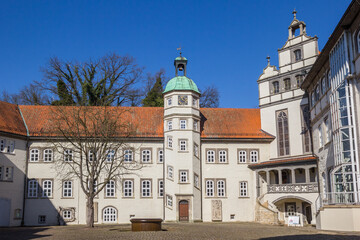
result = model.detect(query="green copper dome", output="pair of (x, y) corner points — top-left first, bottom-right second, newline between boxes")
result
(175, 56), (187, 61)
(163, 76), (200, 94)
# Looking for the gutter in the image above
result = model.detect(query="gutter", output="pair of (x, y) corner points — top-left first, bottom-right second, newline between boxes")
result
(17, 106), (29, 226)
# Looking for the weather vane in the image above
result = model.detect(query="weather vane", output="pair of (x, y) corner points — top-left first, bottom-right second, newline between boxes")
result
(177, 45), (182, 57)
(293, 9), (297, 19)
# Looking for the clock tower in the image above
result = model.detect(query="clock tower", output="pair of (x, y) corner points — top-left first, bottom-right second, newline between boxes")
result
(163, 54), (202, 222)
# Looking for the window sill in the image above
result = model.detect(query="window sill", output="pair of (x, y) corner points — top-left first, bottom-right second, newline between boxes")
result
(122, 196), (135, 199)
(178, 182), (190, 184)
(178, 151), (189, 153)
(238, 196), (250, 199)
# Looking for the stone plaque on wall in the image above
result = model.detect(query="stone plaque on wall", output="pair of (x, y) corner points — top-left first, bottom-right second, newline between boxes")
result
(211, 200), (222, 221)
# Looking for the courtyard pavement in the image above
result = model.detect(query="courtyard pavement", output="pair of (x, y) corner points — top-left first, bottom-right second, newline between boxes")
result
(1, 222), (360, 240)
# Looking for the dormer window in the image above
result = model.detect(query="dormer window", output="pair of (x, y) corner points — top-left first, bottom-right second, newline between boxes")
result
(273, 81), (279, 94)
(294, 49), (302, 61)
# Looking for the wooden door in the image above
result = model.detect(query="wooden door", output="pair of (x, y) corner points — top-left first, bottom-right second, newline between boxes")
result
(179, 200), (189, 221)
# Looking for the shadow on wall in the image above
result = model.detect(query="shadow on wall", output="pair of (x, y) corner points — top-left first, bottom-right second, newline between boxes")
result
(0, 153), (66, 226)
(260, 234), (360, 240)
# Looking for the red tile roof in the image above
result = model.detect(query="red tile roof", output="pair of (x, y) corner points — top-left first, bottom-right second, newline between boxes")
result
(248, 156), (318, 168)
(0, 101), (27, 136)
(0, 102), (273, 140)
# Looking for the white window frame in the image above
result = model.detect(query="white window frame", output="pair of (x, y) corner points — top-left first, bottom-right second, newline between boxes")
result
(180, 120), (187, 129)
(193, 120), (198, 131)
(217, 180), (226, 197)
(166, 194), (173, 207)
(179, 170), (188, 183)
(207, 150), (215, 163)
(88, 150), (95, 162)
(158, 179), (164, 197)
(318, 125), (323, 148)
(124, 149), (133, 162)
(42, 180), (53, 198)
(194, 174), (200, 189)
(28, 179), (38, 198)
(141, 179), (152, 198)
(239, 150), (247, 163)
(206, 180), (214, 197)
(7, 140), (15, 153)
(106, 149), (115, 162)
(43, 149), (53, 162)
(168, 120), (173, 130)
(64, 149), (73, 162)
(194, 144), (199, 157)
(239, 181), (248, 197)
(179, 140), (187, 151)
(167, 137), (173, 148)
(141, 149), (151, 163)
(4, 167), (13, 181)
(103, 207), (117, 223)
(30, 149), (39, 162)
(167, 97), (172, 106)
(63, 181), (73, 198)
(167, 166), (173, 180)
(325, 118), (331, 143)
(219, 150), (227, 163)
(123, 179), (133, 197)
(0, 139), (5, 152)
(105, 180), (116, 197)
(62, 210), (72, 220)
(250, 150), (258, 163)
(158, 149), (163, 163)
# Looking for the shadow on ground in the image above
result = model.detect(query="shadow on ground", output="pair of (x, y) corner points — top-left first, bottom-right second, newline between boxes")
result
(0, 227), (51, 240)
(260, 234), (360, 240)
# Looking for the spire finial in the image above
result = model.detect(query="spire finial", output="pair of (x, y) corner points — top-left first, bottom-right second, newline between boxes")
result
(266, 56), (270, 66)
(177, 45), (182, 57)
(293, 9), (297, 19)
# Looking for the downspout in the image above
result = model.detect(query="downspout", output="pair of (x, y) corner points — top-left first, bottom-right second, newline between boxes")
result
(18, 106), (29, 226)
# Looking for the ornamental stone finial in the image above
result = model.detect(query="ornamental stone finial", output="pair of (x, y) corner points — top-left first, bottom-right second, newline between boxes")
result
(293, 9), (297, 19)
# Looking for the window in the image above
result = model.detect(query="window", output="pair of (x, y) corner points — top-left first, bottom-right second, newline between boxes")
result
(301, 105), (311, 153)
(217, 180), (226, 197)
(219, 150), (227, 163)
(0, 139), (5, 152)
(62, 210), (72, 220)
(238, 150), (247, 163)
(194, 144), (199, 157)
(315, 85), (320, 101)
(42, 180), (52, 197)
(193, 120), (199, 131)
(285, 203), (296, 217)
(357, 31), (360, 54)
(206, 180), (214, 197)
(64, 149), (73, 162)
(0, 166), (2, 180)
(28, 180), (38, 198)
(141, 149), (151, 163)
(63, 181), (73, 197)
(277, 110), (290, 156)
(124, 149), (133, 162)
(318, 125), (323, 148)
(239, 181), (248, 197)
(106, 149), (115, 162)
(167, 97), (172, 106)
(180, 120), (186, 129)
(158, 149), (163, 163)
(123, 179), (133, 197)
(284, 78), (291, 91)
(179, 140), (187, 151)
(327, 71), (331, 88)
(166, 195), (173, 207)
(250, 150), (258, 163)
(167, 137), (173, 148)
(296, 75), (303, 88)
(4, 167), (13, 181)
(103, 207), (117, 223)
(194, 174), (200, 189)
(192, 97), (197, 106)
(88, 180), (98, 194)
(141, 179), (151, 197)
(179, 170), (188, 183)
(322, 77), (326, 94)
(311, 92), (315, 107)
(207, 150), (215, 163)
(168, 121), (173, 130)
(38, 215), (46, 224)
(30, 149), (39, 162)
(43, 149), (53, 162)
(294, 49), (302, 61)
(158, 179), (164, 197)
(325, 118), (331, 143)
(273, 81), (279, 94)
(88, 150), (95, 162)
(7, 140), (15, 153)
(167, 166), (173, 179)
(105, 180), (115, 197)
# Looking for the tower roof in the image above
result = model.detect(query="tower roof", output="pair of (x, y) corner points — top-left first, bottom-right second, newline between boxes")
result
(163, 76), (200, 94)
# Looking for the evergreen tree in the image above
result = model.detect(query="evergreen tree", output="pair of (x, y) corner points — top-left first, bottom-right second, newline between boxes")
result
(142, 71), (164, 107)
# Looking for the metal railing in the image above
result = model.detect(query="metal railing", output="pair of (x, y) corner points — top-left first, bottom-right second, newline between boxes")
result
(322, 192), (360, 205)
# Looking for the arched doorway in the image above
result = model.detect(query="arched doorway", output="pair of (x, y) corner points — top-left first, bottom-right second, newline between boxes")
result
(179, 200), (189, 222)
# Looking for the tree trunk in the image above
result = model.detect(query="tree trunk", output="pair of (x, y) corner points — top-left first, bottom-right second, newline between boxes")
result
(86, 196), (95, 228)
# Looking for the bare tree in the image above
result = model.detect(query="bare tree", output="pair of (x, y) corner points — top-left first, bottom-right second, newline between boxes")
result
(200, 85), (220, 108)
(0, 83), (50, 105)
(39, 53), (143, 106)
(50, 106), (141, 227)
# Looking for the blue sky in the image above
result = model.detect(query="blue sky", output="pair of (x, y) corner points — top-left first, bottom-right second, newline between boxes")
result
(0, 0), (351, 108)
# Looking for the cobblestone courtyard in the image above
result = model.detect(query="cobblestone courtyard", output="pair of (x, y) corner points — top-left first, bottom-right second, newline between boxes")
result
(1, 222), (360, 240)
